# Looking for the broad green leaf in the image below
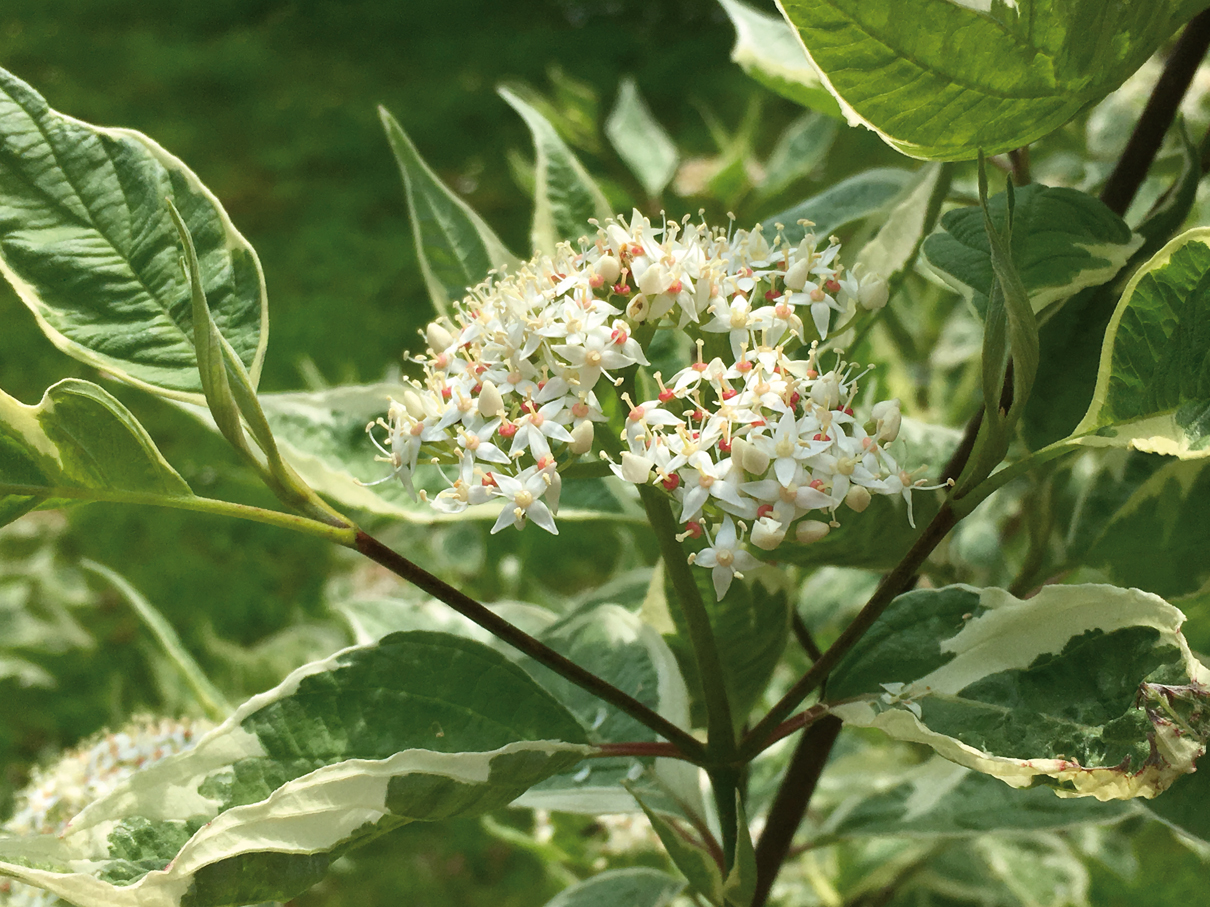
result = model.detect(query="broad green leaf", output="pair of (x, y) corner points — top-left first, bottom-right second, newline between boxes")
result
(0, 66), (267, 401)
(923, 185), (1141, 319)
(498, 87), (612, 255)
(716, 0), (842, 119)
(1074, 228), (1210, 458)
(542, 868), (684, 907)
(761, 168), (914, 245)
(380, 107), (519, 315)
(336, 594), (696, 816)
(766, 417), (961, 571)
(0, 378), (192, 527)
(517, 604), (696, 815)
(0, 631), (589, 907)
(1082, 459), (1210, 600)
(820, 756), (1128, 842)
(605, 78), (678, 199)
(777, 0), (1210, 160)
(663, 569), (789, 732)
(827, 584), (1210, 800)
(758, 112), (838, 200)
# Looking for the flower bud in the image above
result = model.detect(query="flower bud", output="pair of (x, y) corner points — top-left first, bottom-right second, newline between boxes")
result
(620, 452), (654, 484)
(810, 373), (840, 410)
(858, 274), (889, 311)
(872, 398), (901, 443)
(637, 262), (669, 297)
(796, 519), (830, 544)
(751, 516), (786, 550)
(426, 322), (454, 353)
(569, 420), (595, 455)
(595, 254), (621, 286)
(784, 258), (811, 291)
(845, 485), (872, 513)
(747, 228), (770, 262)
(735, 436), (770, 476)
(477, 380), (504, 419)
(401, 389), (426, 420)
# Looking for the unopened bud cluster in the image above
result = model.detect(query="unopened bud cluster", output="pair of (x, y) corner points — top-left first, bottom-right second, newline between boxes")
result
(373, 211), (924, 599)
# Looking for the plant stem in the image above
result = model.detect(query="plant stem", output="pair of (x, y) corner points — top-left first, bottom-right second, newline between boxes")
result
(0, 484), (357, 545)
(737, 501), (958, 761)
(791, 612), (824, 662)
(1100, 8), (1210, 216)
(752, 715), (843, 907)
(353, 529), (707, 763)
(636, 485), (738, 760)
(595, 741), (690, 759)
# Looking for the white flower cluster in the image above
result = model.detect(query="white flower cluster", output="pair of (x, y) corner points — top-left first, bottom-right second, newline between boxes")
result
(1, 717), (212, 907)
(373, 211), (929, 600)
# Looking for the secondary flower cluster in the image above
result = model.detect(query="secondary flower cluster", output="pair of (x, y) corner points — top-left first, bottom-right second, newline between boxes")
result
(1, 717), (212, 907)
(373, 211), (927, 599)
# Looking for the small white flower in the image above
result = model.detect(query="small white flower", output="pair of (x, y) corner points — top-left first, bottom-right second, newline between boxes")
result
(490, 465), (559, 535)
(693, 517), (760, 600)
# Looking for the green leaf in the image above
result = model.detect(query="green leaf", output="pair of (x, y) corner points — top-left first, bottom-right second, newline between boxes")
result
(1074, 228), (1210, 458)
(820, 756), (1128, 842)
(542, 868), (684, 907)
(716, 0), (843, 119)
(827, 584), (1210, 800)
(1023, 131), (1202, 450)
(855, 163), (948, 284)
(924, 184), (1142, 320)
(80, 561), (231, 720)
(761, 168), (914, 245)
(335, 595), (698, 817)
(0, 378), (192, 527)
(633, 790), (725, 906)
(0, 631), (590, 907)
(1082, 458), (1210, 599)
(605, 78), (678, 199)
(498, 87), (612, 255)
(757, 112), (838, 200)
(0, 66), (267, 401)
(778, 0), (1210, 160)
(380, 107), (519, 315)
(517, 604), (696, 815)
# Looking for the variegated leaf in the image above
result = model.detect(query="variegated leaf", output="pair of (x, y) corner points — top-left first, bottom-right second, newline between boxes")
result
(1074, 227), (1210, 458)
(0, 631), (589, 907)
(0, 66), (267, 401)
(827, 584), (1210, 800)
(922, 184), (1141, 320)
(1, 379), (192, 527)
